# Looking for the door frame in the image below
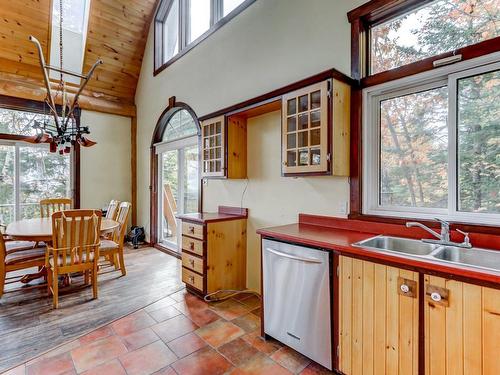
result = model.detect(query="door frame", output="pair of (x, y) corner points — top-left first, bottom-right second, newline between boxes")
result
(150, 98), (202, 257)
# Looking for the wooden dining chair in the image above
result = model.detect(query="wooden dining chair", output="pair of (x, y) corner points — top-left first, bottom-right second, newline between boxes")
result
(105, 200), (120, 220)
(46, 209), (102, 309)
(0, 232), (46, 297)
(100, 202), (131, 277)
(40, 198), (72, 218)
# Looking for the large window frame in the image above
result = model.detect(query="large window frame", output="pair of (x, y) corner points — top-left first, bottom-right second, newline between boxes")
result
(153, 0), (256, 75)
(348, 0), (500, 231)
(363, 54), (500, 225)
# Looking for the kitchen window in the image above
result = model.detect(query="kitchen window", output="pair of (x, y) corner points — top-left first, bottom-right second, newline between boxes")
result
(363, 56), (500, 224)
(154, 0), (255, 74)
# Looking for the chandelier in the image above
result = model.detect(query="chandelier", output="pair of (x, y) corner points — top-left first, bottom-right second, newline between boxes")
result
(29, 0), (102, 154)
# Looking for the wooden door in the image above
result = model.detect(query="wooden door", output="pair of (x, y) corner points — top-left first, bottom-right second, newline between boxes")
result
(424, 275), (500, 375)
(338, 256), (419, 375)
(201, 116), (225, 178)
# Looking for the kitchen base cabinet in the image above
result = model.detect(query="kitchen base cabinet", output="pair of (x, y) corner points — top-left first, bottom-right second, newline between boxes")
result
(424, 275), (500, 375)
(338, 256), (419, 375)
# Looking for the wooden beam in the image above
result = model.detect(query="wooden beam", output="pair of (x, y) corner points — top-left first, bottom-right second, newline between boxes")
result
(131, 116), (137, 226)
(0, 72), (136, 117)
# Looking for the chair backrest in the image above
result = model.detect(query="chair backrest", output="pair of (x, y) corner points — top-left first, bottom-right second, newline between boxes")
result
(112, 202), (131, 245)
(40, 198), (72, 218)
(0, 232), (5, 265)
(51, 210), (102, 269)
(105, 200), (120, 220)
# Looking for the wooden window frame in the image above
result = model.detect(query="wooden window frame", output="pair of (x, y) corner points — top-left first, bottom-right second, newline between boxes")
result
(150, 97), (202, 257)
(0, 95), (81, 209)
(348, 0), (500, 233)
(153, 0), (256, 76)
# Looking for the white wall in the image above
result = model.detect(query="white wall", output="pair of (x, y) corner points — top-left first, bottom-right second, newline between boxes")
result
(135, 0), (368, 290)
(80, 110), (131, 210)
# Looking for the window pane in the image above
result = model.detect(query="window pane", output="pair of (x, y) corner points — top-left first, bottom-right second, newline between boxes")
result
(163, 0), (179, 62)
(0, 145), (15, 225)
(161, 150), (178, 244)
(162, 109), (198, 142)
(0, 108), (49, 136)
(371, 0), (500, 74)
(183, 144), (199, 214)
(19, 146), (71, 219)
(188, 0), (211, 43)
(223, 0), (245, 16)
(379, 87), (448, 208)
(457, 69), (500, 214)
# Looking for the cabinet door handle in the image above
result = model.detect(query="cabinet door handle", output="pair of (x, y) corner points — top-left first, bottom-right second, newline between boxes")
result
(398, 277), (417, 298)
(425, 284), (449, 307)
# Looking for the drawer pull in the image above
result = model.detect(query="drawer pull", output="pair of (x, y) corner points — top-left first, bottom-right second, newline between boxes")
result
(188, 226), (195, 234)
(188, 276), (194, 283)
(189, 259), (195, 267)
(189, 242), (195, 250)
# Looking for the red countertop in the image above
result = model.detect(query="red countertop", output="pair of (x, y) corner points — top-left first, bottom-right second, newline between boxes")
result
(257, 215), (500, 286)
(178, 206), (248, 224)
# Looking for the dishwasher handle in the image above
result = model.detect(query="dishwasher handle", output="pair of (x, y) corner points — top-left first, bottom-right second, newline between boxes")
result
(265, 248), (323, 264)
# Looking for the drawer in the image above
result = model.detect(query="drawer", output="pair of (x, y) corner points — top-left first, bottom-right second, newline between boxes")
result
(182, 221), (204, 240)
(182, 267), (204, 291)
(182, 252), (204, 274)
(182, 236), (204, 256)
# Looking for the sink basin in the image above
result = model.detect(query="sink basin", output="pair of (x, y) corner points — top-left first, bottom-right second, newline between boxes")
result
(433, 246), (500, 272)
(353, 235), (437, 256)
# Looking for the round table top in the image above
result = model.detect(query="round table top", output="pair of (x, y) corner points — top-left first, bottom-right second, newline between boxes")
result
(5, 217), (119, 241)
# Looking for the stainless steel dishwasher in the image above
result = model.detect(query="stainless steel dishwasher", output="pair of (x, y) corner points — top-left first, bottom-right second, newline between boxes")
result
(262, 238), (332, 370)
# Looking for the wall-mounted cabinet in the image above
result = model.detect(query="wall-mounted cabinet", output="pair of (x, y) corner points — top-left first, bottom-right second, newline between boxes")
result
(281, 78), (350, 176)
(201, 115), (247, 179)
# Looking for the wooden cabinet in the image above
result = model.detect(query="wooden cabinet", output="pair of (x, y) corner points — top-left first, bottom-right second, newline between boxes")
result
(281, 78), (350, 176)
(201, 115), (247, 179)
(424, 275), (500, 375)
(180, 215), (247, 297)
(338, 256), (419, 375)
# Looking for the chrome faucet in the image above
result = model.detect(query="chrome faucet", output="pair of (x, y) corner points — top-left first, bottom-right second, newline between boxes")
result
(406, 218), (472, 248)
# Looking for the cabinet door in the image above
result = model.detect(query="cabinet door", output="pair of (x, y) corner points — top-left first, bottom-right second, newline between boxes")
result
(201, 116), (225, 177)
(338, 256), (419, 375)
(282, 80), (329, 175)
(424, 275), (500, 375)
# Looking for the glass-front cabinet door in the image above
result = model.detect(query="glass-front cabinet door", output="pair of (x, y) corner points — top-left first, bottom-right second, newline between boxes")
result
(282, 80), (330, 175)
(201, 116), (225, 178)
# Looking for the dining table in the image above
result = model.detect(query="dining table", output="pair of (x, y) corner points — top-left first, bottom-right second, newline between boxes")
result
(5, 217), (120, 283)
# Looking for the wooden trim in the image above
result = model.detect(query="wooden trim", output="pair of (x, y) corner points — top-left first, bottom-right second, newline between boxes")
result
(154, 243), (182, 259)
(131, 116), (137, 226)
(149, 99), (202, 247)
(218, 206), (248, 217)
(154, 0), (256, 76)
(347, 0), (433, 24)
(198, 68), (356, 121)
(0, 95), (81, 209)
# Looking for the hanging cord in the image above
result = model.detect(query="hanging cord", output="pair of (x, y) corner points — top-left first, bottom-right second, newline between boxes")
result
(240, 178), (249, 210)
(204, 289), (261, 303)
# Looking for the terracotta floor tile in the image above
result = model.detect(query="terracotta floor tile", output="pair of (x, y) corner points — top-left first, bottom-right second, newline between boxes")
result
(3, 365), (25, 375)
(173, 297), (209, 316)
(299, 362), (334, 374)
(231, 313), (261, 333)
(79, 326), (113, 345)
(80, 360), (126, 375)
(241, 330), (282, 355)
(144, 296), (177, 313)
(250, 308), (261, 317)
(148, 305), (182, 323)
(230, 352), (291, 375)
(195, 320), (245, 348)
(171, 347), (232, 375)
(238, 295), (261, 310)
(26, 352), (74, 375)
(270, 347), (311, 374)
(110, 310), (156, 337)
(152, 315), (198, 342)
(26, 340), (81, 366)
(167, 332), (207, 358)
(208, 300), (250, 321)
(120, 327), (159, 351)
(119, 340), (177, 375)
(71, 336), (128, 373)
(218, 338), (259, 367)
(170, 289), (190, 302)
(183, 307), (220, 327)
(152, 366), (177, 375)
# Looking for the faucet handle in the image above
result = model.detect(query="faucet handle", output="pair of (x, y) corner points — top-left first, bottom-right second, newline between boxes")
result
(434, 218), (450, 228)
(456, 228), (471, 246)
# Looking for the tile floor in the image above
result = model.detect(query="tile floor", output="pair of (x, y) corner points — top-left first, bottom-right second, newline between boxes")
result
(2, 290), (333, 375)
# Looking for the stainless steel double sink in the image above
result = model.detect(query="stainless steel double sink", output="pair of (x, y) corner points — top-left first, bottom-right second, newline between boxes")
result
(353, 235), (500, 273)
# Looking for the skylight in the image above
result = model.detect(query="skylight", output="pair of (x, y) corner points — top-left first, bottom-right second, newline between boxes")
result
(49, 0), (91, 85)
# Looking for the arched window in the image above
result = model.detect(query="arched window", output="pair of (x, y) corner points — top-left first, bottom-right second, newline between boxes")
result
(151, 102), (200, 253)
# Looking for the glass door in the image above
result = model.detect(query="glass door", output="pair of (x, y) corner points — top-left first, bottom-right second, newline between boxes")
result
(158, 138), (199, 252)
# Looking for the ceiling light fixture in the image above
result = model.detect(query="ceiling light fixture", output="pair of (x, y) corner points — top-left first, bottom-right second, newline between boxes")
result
(29, 0), (102, 153)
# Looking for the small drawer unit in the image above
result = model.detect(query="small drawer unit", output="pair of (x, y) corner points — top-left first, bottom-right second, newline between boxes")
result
(178, 206), (248, 298)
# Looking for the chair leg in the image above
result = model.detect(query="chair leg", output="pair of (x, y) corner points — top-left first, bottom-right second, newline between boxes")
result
(47, 267), (53, 296)
(92, 265), (98, 299)
(0, 269), (5, 298)
(113, 253), (119, 270)
(52, 271), (59, 309)
(84, 270), (89, 285)
(118, 248), (126, 276)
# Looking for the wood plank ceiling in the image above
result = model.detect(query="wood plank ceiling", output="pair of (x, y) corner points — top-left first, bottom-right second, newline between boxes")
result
(0, 0), (158, 117)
